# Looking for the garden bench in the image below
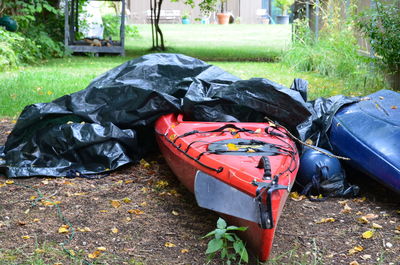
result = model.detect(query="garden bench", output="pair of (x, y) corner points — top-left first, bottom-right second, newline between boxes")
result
(146, 9), (181, 24)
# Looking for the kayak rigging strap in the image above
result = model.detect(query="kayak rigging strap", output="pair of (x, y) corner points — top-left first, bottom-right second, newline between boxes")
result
(252, 177), (288, 229)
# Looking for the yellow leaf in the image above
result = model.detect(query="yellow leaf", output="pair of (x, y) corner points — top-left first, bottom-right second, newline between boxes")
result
(97, 247), (107, 251)
(111, 227), (119, 233)
(0, 183), (6, 188)
(315, 218), (335, 224)
(349, 261), (360, 265)
(372, 223), (382, 229)
(338, 200), (348, 205)
(110, 200), (121, 208)
(357, 216), (369, 224)
(99, 210), (108, 213)
(396, 225), (400, 231)
(141, 187), (149, 193)
(125, 179), (134, 184)
(363, 213), (378, 219)
(255, 128), (262, 134)
(348, 246), (364, 255)
(5, 180), (14, 185)
(341, 204), (352, 214)
(77, 227), (91, 232)
(35, 248), (45, 254)
(127, 209), (144, 215)
(140, 159), (151, 168)
(116, 180), (123, 185)
(140, 201), (147, 206)
(391, 105), (398, 109)
(353, 197), (367, 202)
(164, 242), (176, 247)
(181, 248), (189, 253)
(362, 230), (374, 239)
(33, 218), (40, 222)
(21, 235), (31, 239)
(169, 134), (177, 141)
(88, 250), (102, 259)
(58, 225), (69, 234)
(30, 196), (37, 200)
(172, 210), (179, 216)
(69, 250), (76, 256)
(290, 192), (306, 201)
(226, 143), (239, 151)
(47, 91), (53, 95)
(122, 197), (132, 203)
(155, 180), (169, 189)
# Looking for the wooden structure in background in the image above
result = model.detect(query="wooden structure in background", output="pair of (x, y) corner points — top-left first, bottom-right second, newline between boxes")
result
(64, 0), (125, 55)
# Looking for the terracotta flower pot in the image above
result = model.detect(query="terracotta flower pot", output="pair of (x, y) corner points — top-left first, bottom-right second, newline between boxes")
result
(217, 13), (230, 25)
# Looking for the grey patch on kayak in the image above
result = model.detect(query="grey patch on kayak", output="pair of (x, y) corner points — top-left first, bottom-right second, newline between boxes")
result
(194, 170), (260, 224)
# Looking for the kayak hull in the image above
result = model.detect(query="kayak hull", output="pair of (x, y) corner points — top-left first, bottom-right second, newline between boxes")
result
(329, 90), (400, 194)
(155, 113), (299, 260)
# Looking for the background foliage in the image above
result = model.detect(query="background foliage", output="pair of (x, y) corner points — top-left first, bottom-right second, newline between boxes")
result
(0, 0), (65, 70)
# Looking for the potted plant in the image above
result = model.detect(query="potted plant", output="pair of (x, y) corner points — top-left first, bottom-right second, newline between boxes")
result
(357, 1), (400, 90)
(275, 0), (294, 24)
(216, 0), (230, 25)
(181, 11), (190, 24)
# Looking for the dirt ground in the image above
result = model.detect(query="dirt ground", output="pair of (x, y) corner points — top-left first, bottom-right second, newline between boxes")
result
(0, 118), (399, 265)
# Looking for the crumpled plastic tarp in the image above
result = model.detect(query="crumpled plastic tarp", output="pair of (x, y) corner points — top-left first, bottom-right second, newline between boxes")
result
(0, 53), (358, 181)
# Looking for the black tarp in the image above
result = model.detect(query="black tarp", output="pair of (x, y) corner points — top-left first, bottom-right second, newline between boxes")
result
(0, 53), (357, 178)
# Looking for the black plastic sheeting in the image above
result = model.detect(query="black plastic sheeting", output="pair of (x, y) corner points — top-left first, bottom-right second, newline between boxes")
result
(0, 53), (358, 179)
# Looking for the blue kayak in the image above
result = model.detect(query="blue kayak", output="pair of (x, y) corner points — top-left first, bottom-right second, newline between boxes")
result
(329, 90), (400, 194)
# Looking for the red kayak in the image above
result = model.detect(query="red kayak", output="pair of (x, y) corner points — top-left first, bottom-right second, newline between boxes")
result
(155, 113), (299, 261)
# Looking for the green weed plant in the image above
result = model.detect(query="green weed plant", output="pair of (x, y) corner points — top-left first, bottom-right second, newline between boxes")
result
(203, 217), (248, 264)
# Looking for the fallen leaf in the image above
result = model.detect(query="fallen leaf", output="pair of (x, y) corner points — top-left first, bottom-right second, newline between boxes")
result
(122, 197), (132, 203)
(58, 225), (69, 234)
(24, 208), (30, 214)
(164, 242), (176, 247)
(361, 254), (371, 260)
(226, 143), (239, 151)
(125, 179), (134, 184)
(371, 223), (382, 229)
(155, 180), (169, 189)
(42, 200), (61, 206)
(99, 210), (108, 213)
(110, 200), (121, 208)
(255, 128), (262, 133)
(379, 96), (384, 100)
(29, 196), (37, 200)
(348, 246), (363, 255)
(338, 200), (348, 205)
(140, 202), (147, 207)
(17, 220), (27, 226)
(363, 213), (378, 219)
(97, 247), (107, 251)
(353, 197), (366, 202)
(169, 134), (177, 141)
(361, 230), (374, 239)
(33, 218), (40, 222)
(77, 227), (91, 232)
(290, 192), (306, 201)
(341, 204), (352, 214)
(181, 248), (189, 253)
(115, 180), (123, 185)
(21, 235), (31, 239)
(5, 180), (14, 185)
(172, 210), (179, 216)
(35, 248), (45, 254)
(391, 106), (398, 109)
(127, 209), (144, 215)
(140, 158), (152, 168)
(41, 180), (49, 185)
(0, 183), (6, 188)
(349, 261), (360, 265)
(88, 250), (102, 259)
(111, 227), (119, 233)
(316, 218), (335, 224)
(357, 217), (369, 224)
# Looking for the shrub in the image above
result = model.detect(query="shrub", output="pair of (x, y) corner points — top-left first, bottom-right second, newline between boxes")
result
(281, 1), (385, 94)
(102, 14), (140, 39)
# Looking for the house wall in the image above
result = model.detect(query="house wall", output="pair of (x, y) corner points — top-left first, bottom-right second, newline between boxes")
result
(128, 0), (264, 24)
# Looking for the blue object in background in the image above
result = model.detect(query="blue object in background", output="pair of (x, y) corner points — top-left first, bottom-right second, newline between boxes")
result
(182, 18), (190, 24)
(329, 89), (400, 194)
(0, 16), (18, 32)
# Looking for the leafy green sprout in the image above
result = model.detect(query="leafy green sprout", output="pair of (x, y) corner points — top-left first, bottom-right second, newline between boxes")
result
(203, 218), (249, 264)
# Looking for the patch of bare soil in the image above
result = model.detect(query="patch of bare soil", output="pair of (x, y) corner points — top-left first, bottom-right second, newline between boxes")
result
(0, 119), (399, 265)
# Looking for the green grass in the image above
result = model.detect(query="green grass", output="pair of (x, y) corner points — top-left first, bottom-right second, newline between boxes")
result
(0, 57), (359, 117)
(0, 23), (380, 117)
(126, 24), (292, 61)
